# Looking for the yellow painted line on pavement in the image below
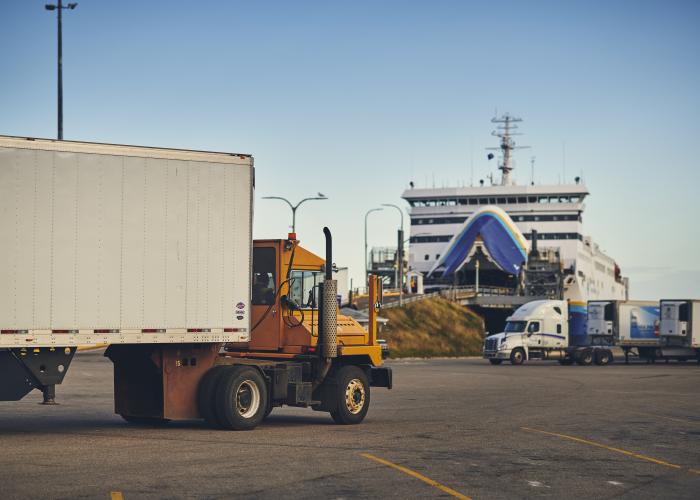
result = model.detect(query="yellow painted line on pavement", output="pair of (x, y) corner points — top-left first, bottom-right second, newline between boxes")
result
(110, 492), (123, 500)
(360, 453), (471, 500)
(522, 427), (700, 475)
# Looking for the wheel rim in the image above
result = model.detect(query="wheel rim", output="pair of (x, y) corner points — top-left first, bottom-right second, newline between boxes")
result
(514, 352), (523, 363)
(235, 380), (261, 419)
(345, 378), (366, 414)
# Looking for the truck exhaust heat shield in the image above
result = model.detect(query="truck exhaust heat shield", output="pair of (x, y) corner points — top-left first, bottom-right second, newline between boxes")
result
(320, 280), (338, 358)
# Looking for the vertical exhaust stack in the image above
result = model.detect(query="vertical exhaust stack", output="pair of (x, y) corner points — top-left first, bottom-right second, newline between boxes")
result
(320, 227), (338, 359)
(530, 229), (538, 257)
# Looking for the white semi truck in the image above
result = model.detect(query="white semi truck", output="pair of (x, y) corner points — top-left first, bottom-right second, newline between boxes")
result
(658, 300), (700, 363)
(482, 300), (616, 366)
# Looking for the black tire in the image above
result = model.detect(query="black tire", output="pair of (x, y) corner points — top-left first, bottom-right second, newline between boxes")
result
(121, 415), (170, 425)
(510, 348), (525, 365)
(197, 365), (229, 428)
(576, 348), (594, 366)
(215, 366), (268, 430)
(594, 349), (613, 366)
(330, 365), (371, 425)
(488, 359), (503, 365)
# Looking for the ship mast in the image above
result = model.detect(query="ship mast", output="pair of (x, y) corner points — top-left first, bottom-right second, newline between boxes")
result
(487, 114), (529, 186)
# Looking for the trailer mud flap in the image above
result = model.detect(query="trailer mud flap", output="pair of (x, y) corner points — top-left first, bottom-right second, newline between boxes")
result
(370, 366), (392, 389)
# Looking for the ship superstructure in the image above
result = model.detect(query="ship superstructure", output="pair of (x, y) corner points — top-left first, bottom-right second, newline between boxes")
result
(402, 114), (627, 302)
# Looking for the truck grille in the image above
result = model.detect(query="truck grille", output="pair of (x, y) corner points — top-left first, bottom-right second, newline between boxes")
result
(485, 337), (499, 352)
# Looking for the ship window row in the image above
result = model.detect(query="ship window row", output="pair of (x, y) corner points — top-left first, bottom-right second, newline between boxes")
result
(408, 195), (583, 207)
(411, 214), (581, 225)
(523, 233), (583, 241)
(409, 232), (583, 244)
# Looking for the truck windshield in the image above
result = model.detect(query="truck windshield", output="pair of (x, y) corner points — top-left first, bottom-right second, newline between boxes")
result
(504, 321), (527, 333)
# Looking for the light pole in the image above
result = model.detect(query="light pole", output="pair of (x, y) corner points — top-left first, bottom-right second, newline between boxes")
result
(364, 208), (383, 286)
(45, 1), (78, 140)
(382, 203), (404, 305)
(262, 194), (327, 234)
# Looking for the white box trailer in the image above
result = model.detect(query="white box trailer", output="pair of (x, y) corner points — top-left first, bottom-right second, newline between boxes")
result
(587, 300), (660, 362)
(658, 300), (700, 362)
(0, 136), (253, 348)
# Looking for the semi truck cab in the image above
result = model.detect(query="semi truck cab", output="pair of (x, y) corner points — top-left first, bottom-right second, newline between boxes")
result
(483, 300), (569, 365)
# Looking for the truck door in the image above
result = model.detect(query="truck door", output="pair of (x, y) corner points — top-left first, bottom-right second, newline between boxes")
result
(249, 246), (281, 350)
(527, 321), (542, 346)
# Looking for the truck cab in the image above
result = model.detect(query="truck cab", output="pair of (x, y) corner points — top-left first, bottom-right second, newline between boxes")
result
(483, 300), (569, 365)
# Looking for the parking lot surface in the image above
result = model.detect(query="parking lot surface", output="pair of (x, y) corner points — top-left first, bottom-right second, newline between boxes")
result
(1, 352), (698, 499)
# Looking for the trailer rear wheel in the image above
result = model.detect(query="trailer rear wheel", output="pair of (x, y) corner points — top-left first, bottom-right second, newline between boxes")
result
(215, 366), (268, 430)
(576, 349), (593, 366)
(197, 365), (229, 428)
(594, 349), (613, 366)
(330, 365), (370, 425)
(510, 348), (525, 365)
(488, 359), (503, 365)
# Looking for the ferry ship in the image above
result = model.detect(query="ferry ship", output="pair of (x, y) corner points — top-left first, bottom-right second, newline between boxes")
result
(401, 114), (628, 308)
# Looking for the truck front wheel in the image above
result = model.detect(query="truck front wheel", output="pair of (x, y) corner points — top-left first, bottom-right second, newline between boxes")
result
(510, 348), (526, 365)
(330, 365), (370, 425)
(215, 366), (268, 430)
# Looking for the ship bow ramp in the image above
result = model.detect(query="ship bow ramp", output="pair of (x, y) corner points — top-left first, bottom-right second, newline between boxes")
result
(429, 206), (528, 276)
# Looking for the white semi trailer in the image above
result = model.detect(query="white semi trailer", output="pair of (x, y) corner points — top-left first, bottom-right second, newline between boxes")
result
(659, 300), (700, 363)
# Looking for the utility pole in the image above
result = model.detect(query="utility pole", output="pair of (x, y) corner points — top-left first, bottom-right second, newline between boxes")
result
(382, 204), (404, 306)
(45, 1), (78, 140)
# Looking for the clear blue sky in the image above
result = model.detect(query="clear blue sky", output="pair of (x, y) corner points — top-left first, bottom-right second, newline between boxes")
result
(1, 0), (698, 299)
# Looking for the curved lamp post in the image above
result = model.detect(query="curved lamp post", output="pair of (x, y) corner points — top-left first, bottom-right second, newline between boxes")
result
(263, 194), (327, 234)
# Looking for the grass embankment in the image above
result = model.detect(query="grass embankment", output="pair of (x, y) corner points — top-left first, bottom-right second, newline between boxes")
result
(379, 297), (485, 358)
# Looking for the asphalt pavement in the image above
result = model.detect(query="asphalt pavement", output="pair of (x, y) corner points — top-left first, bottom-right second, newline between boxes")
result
(1, 352), (698, 499)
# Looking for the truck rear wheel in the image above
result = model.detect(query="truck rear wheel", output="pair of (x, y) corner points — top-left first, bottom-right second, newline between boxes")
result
(576, 349), (593, 366)
(594, 349), (613, 366)
(488, 359), (503, 365)
(215, 366), (268, 430)
(197, 365), (229, 428)
(330, 365), (370, 425)
(510, 348), (525, 365)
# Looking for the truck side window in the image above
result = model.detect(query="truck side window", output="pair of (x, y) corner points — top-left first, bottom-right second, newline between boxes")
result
(252, 247), (276, 305)
(527, 321), (540, 333)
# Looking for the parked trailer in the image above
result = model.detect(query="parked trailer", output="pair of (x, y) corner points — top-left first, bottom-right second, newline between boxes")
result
(587, 300), (660, 363)
(482, 300), (615, 366)
(658, 300), (700, 363)
(0, 136), (391, 429)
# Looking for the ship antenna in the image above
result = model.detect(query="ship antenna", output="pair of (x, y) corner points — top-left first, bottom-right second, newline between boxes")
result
(486, 113), (530, 186)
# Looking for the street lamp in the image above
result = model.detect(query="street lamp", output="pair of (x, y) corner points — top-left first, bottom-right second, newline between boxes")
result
(45, 1), (78, 140)
(382, 203), (405, 305)
(262, 193), (327, 234)
(364, 208), (383, 285)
